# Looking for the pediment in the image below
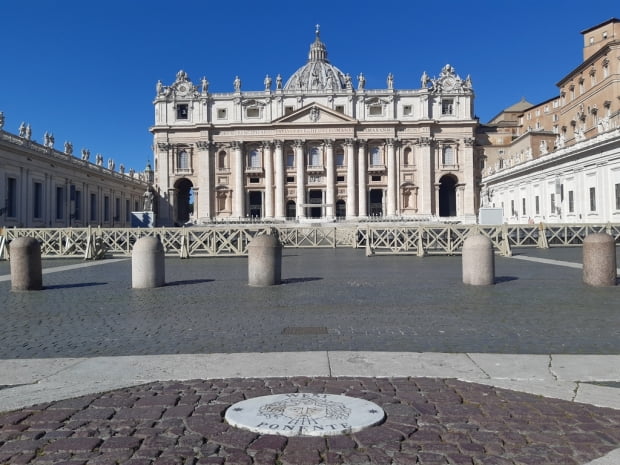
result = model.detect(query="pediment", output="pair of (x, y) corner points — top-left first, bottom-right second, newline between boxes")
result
(273, 103), (357, 125)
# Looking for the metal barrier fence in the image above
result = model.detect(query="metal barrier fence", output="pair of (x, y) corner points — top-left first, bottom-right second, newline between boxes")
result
(1, 223), (619, 260)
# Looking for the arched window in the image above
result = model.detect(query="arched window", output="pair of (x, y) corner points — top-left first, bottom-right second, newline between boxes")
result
(177, 150), (189, 170)
(403, 147), (412, 166)
(308, 147), (321, 167)
(370, 147), (381, 166)
(335, 150), (345, 167)
(218, 151), (228, 169)
(286, 200), (296, 219)
(249, 149), (261, 168)
(442, 146), (455, 165)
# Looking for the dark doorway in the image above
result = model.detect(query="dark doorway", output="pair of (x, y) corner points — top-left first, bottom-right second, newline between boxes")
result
(248, 191), (262, 218)
(174, 178), (193, 225)
(369, 189), (383, 216)
(335, 199), (346, 218)
(286, 200), (296, 219)
(308, 190), (322, 218)
(439, 175), (457, 217)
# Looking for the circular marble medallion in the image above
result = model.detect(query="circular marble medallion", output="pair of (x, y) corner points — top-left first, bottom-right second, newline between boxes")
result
(225, 393), (385, 437)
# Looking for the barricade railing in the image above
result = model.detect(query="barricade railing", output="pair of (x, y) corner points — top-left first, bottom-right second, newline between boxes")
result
(1, 223), (618, 259)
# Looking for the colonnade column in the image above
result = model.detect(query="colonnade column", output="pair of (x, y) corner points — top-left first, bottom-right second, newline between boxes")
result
(233, 141), (244, 218)
(325, 139), (335, 220)
(357, 141), (367, 217)
(346, 139), (357, 219)
(295, 140), (306, 219)
(462, 138), (475, 217)
(434, 183), (441, 216)
(418, 138), (433, 215)
(192, 187), (199, 221)
(386, 139), (397, 217)
(197, 141), (211, 220)
(263, 142), (274, 218)
(274, 140), (285, 219)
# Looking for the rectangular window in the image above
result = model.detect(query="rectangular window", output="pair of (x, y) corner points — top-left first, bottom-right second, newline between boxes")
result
(90, 193), (97, 221)
(246, 107), (260, 118)
(616, 184), (620, 210)
(104, 196), (110, 222)
(568, 190), (574, 213)
(535, 196), (540, 215)
(589, 187), (596, 211)
(115, 198), (121, 221)
(403, 105), (412, 115)
(286, 154), (295, 168)
(217, 108), (227, 119)
(371, 175), (382, 182)
(249, 177), (260, 184)
(336, 175), (345, 182)
(441, 99), (454, 115)
(33, 182), (43, 219)
(126, 199), (130, 221)
(176, 104), (188, 120)
(335, 105), (345, 113)
(335, 153), (345, 167)
(56, 186), (64, 220)
(286, 176), (295, 183)
(522, 198), (526, 216)
(6, 177), (17, 217)
(74, 190), (82, 221)
(285, 106), (294, 115)
(369, 105), (382, 116)
(550, 193), (555, 213)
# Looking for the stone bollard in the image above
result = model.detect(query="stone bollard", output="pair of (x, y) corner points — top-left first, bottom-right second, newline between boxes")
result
(132, 236), (165, 288)
(583, 233), (616, 286)
(10, 237), (43, 291)
(462, 234), (495, 286)
(248, 233), (282, 286)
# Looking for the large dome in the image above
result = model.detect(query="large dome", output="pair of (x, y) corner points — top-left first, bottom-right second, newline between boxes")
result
(284, 27), (348, 92)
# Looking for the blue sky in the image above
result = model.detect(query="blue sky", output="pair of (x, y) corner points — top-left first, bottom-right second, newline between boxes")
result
(0, 0), (616, 173)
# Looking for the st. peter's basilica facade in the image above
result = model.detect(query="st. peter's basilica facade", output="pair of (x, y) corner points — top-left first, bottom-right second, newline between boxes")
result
(150, 27), (481, 225)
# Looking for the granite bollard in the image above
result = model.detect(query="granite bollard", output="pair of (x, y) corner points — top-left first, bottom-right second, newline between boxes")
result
(462, 234), (495, 285)
(583, 233), (616, 286)
(248, 233), (282, 286)
(10, 237), (43, 291)
(132, 236), (165, 288)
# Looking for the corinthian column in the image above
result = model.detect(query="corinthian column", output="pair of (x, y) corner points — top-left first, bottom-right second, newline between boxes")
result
(233, 141), (244, 218)
(346, 139), (356, 218)
(263, 141), (273, 218)
(295, 140), (305, 219)
(386, 139), (397, 217)
(274, 140), (285, 219)
(325, 139), (335, 219)
(357, 140), (367, 217)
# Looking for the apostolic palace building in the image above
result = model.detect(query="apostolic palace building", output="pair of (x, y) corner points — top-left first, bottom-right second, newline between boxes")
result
(150, 27), (480, 225)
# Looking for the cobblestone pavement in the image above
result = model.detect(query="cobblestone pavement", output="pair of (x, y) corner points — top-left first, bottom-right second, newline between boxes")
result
(1, 377), (620, 465)
(1, 248), (620, 358)
(1, 247), (620, 464)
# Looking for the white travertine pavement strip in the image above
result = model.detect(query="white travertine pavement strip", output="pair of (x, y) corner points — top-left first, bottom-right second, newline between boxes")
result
(510, 254), (620, 274)
(0, 258), (130, 282)
(1, 352), (619, 412)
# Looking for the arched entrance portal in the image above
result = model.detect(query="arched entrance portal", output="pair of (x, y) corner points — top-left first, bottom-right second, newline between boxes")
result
(286, 200), (296, 219)
(174, 178), (193, 225)
(369, 189), (383, 216)
(335, 200), (346, 218)
(439, 175), (457, 217)
(308, 190), (322, 218)
(248, 191), (262, 218)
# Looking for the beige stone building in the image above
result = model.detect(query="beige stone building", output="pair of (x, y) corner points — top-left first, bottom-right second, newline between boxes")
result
(480, 18), (620, 224)
(0, 113), (148, 228)
(151, 28), (480, 225)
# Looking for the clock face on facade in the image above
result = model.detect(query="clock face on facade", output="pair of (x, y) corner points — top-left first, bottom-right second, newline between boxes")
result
(443, 77), (456, 91)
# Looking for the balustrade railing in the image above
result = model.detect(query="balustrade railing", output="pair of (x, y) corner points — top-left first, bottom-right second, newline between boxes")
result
(1, 223), (618, 260)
